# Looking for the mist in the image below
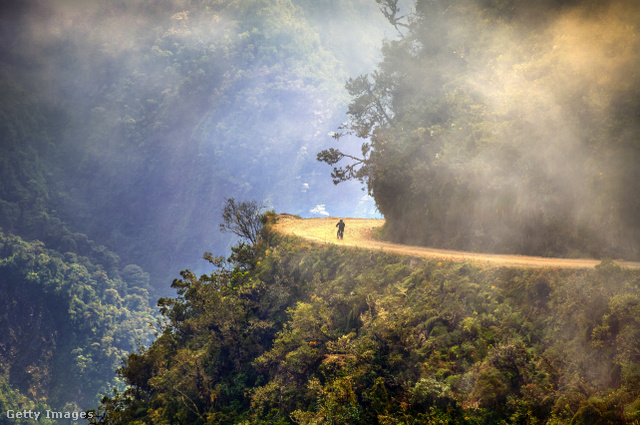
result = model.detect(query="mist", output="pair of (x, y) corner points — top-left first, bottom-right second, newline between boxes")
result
(1, 0), (390, 291)
(462, 0), (640, 255)
(320, 0), (640, 259)
(5, 0), (638, 292)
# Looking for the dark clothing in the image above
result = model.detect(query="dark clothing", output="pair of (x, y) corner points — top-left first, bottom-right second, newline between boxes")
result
(336, 220), (345, 239)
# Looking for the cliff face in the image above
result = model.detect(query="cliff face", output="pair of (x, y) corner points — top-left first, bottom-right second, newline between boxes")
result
(93, 224), (640, 424)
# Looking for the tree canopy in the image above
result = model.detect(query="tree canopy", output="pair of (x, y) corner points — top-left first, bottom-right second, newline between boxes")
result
(319, 0), (640, 259)
(90, 219), (640, 424)
(0, 230), (155, 410)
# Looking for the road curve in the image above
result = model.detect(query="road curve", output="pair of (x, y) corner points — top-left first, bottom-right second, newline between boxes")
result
(273, 215), (640, 270)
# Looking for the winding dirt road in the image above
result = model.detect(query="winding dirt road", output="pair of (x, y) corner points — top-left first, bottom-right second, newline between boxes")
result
(274, 216), (640, 269)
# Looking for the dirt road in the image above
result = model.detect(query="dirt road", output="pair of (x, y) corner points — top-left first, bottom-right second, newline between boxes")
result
(274, 216), (640, 269)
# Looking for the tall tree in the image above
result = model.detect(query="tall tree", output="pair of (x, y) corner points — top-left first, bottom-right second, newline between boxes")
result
(319, 0), (640, 259)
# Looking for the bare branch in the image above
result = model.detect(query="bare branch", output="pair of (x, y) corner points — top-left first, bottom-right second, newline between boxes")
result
(219, 198), (264, 245)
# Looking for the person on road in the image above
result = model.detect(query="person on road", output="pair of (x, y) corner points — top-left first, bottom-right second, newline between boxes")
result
(336, 219), (345, 240)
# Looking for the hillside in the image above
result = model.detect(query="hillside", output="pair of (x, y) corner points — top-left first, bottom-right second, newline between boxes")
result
(90, 215), (640, 424)
(0, 231), (155, 414)
(0, 0), (387, 417)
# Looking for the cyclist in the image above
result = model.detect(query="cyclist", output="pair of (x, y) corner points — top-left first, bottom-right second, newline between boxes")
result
(336, 219), (345, 240)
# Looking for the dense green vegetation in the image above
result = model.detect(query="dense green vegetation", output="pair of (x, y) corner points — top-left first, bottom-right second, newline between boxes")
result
(0, 377), (56, 425)
(320, 0), (640, 259)
(0, 230), (155, 411)
(5, 0), (640, 422)
(0, 1), (384, 414)
(0, 39), (159, 418)
(0, 64), (157, 413)
(91, 216), (640, 424)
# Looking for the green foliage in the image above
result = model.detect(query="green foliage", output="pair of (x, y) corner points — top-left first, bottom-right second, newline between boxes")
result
(0, 231), (155, 410)
(92, 224), (640, 424)
(0, 377), (56, 425)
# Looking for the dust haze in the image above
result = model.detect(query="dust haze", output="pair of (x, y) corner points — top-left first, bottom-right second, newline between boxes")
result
(416, 0), (640, 256)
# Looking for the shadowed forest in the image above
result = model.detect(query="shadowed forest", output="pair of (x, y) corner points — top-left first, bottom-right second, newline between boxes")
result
(2, 0), (640, 423)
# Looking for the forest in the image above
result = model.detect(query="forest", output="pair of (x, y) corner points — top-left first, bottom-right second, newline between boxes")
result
(2, 0), (640, 423)
(0, 229), (155, 419)
(0, 0), (385, 416)
(89, 214), (640, 424)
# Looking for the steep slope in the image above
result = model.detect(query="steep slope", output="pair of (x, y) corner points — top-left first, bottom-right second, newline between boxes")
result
(91, 219), (640, 424)
(0, 56), (156, 416)
(0, 231), (155, 412)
